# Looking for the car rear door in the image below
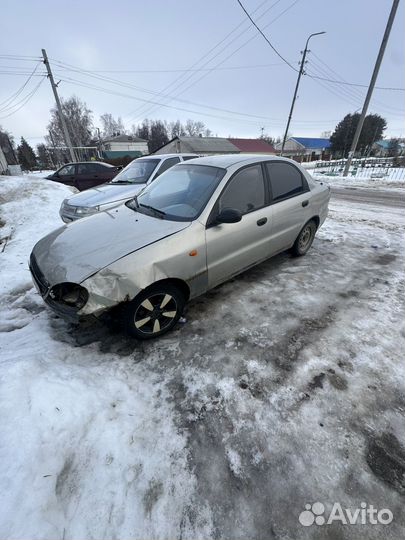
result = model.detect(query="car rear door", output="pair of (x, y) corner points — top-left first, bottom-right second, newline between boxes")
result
(206, 163), (273, 288)
(75, 163), (106, 190)
(265, 161), (312, 255)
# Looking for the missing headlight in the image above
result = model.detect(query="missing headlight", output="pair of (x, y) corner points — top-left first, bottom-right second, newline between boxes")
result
(49, 283), (89, 310)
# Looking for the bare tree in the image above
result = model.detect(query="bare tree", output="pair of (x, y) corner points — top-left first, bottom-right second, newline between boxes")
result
(168, 120), (186, 138)
(45, 95), (93, 148)
(100, 113), (126, 138)
(185, 119), (205, 137)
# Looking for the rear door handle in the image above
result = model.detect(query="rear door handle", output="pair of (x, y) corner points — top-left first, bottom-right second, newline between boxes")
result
(302, 200), (309, 207)
(257, 217), (267, 226)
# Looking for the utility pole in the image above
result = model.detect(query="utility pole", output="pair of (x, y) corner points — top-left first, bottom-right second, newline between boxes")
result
(41, 49), (76, 163)
(343, 0), (400, 176)
(281, 31), (325, 156)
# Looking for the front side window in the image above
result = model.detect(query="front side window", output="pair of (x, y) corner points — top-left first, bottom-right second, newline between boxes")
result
(128, 164), (226, 221)
(58, 164), (75, 176)
(219, 164), (265, 214)
(266, 162), (304, 201)
(154, 157), (181, 178)
(111, 159), (159, 184)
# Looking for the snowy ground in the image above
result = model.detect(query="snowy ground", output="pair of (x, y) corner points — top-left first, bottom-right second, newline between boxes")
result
(310, 169), (405, 190)
(0, 176), (404, 540)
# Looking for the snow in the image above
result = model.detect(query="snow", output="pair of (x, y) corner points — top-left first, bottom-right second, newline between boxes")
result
(0, 175), (404, 539)
(309, 169), (405, 191)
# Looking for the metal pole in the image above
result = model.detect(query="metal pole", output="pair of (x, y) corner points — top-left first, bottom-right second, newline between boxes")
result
(41, 49), (76, 163)
(342, 0), (400, 176)
(281, 31), (325, 156)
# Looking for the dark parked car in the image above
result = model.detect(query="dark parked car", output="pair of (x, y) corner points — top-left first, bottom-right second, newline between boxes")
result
(47, 162), (121, 191)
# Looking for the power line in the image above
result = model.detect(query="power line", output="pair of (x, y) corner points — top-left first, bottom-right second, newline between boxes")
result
(309, 51), (404, 91)
(236, 0), (298, 72)
(127, 0), (301, 122)
(50, 62), (281, 121)
(0, 55), (41, 61)
(126, 0), (286, 121)
(0, 62), (41, 111)
(0, 77), (45, 119)
(306, 57), (404, 114)
(57, 74), (334, 128)
(51, 62), (285, 74)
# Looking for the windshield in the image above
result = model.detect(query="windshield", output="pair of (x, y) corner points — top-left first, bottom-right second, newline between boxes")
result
(111, 159), (159, 184)
(127, 164), (226, 221)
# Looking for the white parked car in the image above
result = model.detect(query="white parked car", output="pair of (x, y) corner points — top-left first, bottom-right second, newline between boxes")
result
(59, 153), (198, 222)
(31, 154), (330, 339)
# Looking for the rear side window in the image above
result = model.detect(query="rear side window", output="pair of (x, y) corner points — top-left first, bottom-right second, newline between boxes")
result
(78, 164), (91, 174)
(266, 162), (305, 201)
(182, 155), (198, 161)
(155, 157), (181, 177)
(219, 164), (265, 214)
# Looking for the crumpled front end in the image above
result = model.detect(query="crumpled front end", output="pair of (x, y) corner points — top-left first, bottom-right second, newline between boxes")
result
(79, 222), (208, 316)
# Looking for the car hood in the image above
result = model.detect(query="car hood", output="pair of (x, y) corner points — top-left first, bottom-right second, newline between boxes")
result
(66, 182), (146, 207)
(32, 205), (191, 285)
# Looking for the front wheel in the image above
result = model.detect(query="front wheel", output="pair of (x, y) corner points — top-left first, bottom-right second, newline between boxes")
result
(121, 283), (186, 339)
(291, 220), (317, 257)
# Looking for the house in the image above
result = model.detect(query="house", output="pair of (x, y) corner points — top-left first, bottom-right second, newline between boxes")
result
(0, 132), (20, 174)
(0, 146), (7, 174)
(274, 137), (331, 162)
(227, 138), (276, 154)
(99, 134), (149, 159)
(153, 136), (276, 156)
(373, 139), (405, 157)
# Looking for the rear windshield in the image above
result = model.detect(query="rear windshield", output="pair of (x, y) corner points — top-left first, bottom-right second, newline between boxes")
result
(111, 159), (160, 184)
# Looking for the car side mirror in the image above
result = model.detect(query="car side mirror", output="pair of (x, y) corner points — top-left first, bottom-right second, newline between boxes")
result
(216, 207), (242, 224)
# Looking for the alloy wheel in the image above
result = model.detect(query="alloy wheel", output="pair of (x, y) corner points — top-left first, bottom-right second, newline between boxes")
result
(133, 293), (178, 335)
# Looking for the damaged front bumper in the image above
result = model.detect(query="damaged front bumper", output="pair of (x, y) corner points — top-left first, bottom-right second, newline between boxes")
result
(29, 253), (98, 323)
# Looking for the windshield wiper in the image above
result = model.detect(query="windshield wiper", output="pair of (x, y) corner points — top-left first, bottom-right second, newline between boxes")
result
(110, 180), (131, 184)
(139, 203), (166, 218)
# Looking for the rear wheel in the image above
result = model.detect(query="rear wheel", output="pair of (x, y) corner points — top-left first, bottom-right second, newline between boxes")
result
(291, 219), (317, 257)
(122, 283), (185, 339)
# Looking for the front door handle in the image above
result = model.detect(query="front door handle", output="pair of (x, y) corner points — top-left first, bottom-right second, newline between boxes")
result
(302, 200), (309, 207)
(257, 217), (267, 226)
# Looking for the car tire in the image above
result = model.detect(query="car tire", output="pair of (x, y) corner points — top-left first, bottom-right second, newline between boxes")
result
(121, 283), (186, 339)
(291, 219), (317, 257)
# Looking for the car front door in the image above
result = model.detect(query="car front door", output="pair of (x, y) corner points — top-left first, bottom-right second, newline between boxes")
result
(265, 161), (312, 255)
(206, 164), (273, 288)
(56, 164), (77, 187)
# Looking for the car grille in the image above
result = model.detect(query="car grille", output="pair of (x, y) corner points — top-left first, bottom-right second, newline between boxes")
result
(60, 201), (78, 221)
(29, 253), (49, 296)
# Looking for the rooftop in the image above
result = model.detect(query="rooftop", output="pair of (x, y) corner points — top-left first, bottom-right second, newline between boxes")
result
(102, 134), (147, 143)
(291, 137), (331, 149)
(177, 136), (239, 153)
(228, 138), (276, 153)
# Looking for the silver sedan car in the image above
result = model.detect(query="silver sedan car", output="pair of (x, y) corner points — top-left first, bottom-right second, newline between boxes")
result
(59, 153), (198, 222)
(30, 154), (330, 339)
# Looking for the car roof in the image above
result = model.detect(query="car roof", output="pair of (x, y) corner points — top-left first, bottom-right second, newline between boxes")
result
(138, 153), (198, 160)
(180, 153), (297, 169)
(60, 161), (112, 167)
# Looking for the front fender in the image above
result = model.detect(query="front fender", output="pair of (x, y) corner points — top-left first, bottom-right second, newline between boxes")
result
(79, 221), (207, 316)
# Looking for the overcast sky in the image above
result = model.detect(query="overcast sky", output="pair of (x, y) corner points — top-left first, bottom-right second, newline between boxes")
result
(1, 0), (404, 148)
